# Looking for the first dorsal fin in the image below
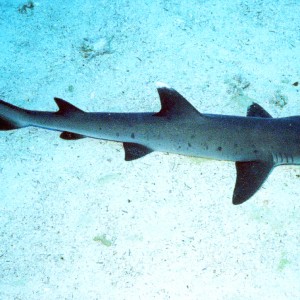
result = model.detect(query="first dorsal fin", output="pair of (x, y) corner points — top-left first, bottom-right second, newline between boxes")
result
(155, 82), (202, 118)
(54, 97), (84, 115)
(247, 102), (272, 118)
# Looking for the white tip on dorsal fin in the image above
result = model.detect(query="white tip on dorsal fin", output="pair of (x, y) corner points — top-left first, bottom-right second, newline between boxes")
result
(155, 82), (171, 89)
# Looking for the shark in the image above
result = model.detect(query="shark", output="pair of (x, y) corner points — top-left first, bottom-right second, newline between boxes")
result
(0, 82), (299, 204)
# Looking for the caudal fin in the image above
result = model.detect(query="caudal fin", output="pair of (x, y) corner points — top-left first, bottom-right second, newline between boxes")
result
(0, 100), (28, 130)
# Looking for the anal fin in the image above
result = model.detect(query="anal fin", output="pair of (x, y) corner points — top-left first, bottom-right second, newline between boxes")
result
(123, 142), (153, 161)
(233, 159), (275, 205)
(60, 131), (86, 140)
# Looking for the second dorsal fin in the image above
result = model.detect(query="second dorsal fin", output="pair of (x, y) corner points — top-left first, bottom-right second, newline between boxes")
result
(54, 98), (84, 115)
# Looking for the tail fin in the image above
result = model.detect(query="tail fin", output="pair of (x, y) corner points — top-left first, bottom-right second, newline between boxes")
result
(0, 100), (28, 130)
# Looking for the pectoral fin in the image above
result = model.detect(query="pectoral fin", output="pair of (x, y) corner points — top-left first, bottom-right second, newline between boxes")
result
(233, 159), (275, 205)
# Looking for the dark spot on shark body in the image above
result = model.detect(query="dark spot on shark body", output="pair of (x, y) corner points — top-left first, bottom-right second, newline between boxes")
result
(131, 133), (135, 139)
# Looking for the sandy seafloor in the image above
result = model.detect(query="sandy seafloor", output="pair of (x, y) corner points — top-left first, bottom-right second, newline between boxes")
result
(0, 0), (299, 299)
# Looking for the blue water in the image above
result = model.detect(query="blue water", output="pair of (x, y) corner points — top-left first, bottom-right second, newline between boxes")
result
(0, 0), (299, 299)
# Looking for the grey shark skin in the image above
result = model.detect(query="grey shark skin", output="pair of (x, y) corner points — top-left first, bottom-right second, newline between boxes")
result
(0, 83), (299, 204)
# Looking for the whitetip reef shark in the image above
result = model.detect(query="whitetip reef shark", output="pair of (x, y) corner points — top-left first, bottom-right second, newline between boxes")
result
(0, 82), (299, 204)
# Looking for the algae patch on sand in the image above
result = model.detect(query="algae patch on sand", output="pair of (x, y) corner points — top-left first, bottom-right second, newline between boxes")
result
(93, 234), (113, 247)
(278, 252), (291, 271)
